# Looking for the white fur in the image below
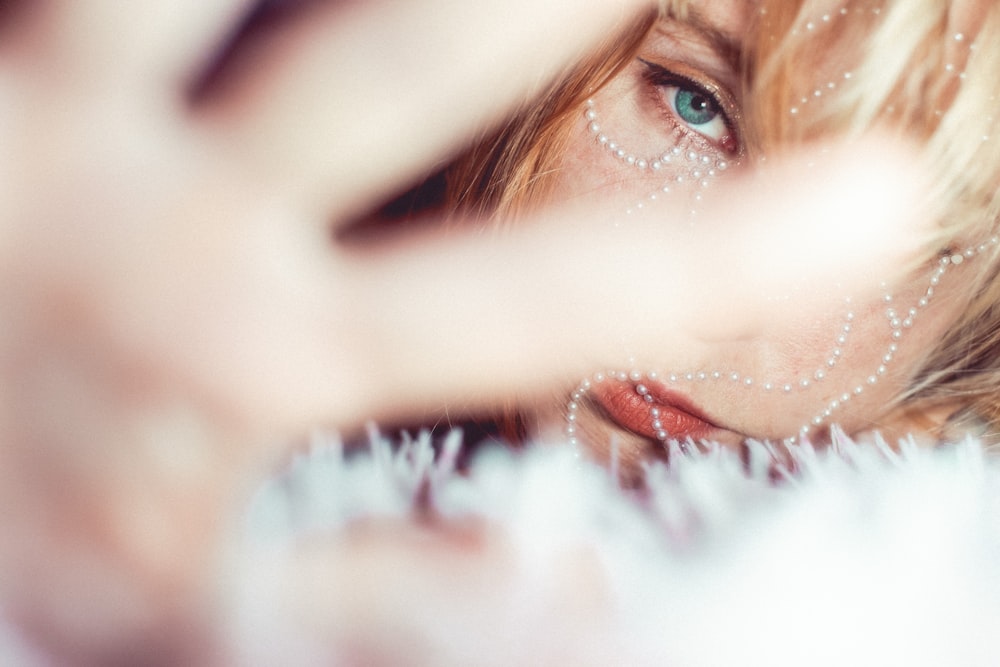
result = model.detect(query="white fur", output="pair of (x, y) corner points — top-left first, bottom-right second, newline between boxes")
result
(232, 430), (1000, 665)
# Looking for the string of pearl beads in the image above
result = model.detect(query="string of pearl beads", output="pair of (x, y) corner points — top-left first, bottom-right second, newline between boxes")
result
(564, 236), (999, 449)
(585, 99), (731, 175)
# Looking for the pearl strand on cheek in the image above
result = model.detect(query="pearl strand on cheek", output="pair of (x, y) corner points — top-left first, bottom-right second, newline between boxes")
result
(563, 237), (1000, 450)
(584, 99), (732, 176)
(584, 100), (736, 217)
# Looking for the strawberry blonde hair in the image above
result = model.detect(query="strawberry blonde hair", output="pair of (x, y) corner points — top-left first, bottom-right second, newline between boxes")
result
(446, 0), (1000, 444)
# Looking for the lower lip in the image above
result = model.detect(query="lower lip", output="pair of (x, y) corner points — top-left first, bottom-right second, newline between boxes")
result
(592, 380), (720, 441)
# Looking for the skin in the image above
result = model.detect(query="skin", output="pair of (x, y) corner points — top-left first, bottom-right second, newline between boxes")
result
(533, 1), (969, 467)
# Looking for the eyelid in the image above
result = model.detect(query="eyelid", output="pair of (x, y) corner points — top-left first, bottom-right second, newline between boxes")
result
(638, 58), (743, 153)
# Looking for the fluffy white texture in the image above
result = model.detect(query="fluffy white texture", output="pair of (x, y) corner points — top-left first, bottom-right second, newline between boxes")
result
(239, 430), (1000, 666)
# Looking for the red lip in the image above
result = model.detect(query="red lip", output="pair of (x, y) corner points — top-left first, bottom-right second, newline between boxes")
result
(592, 379), (721, 441)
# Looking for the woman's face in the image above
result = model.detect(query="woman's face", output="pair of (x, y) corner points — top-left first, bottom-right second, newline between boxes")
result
(532, 1), (970, 467)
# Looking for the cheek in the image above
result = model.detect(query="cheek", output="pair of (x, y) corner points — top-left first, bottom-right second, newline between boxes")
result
(551, 93), (733, 215)
(758, 266), (966, 438)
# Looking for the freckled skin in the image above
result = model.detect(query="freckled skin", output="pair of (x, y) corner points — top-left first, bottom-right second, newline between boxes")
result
(532, 0), (969, 459)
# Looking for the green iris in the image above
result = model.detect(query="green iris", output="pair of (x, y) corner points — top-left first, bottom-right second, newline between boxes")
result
(675, 88), (719, 126)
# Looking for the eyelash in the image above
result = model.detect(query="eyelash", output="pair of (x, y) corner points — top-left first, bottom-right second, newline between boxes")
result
(639, 59), (738, 155)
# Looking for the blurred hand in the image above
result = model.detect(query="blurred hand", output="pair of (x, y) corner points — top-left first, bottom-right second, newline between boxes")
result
(0, 0), (926, 661)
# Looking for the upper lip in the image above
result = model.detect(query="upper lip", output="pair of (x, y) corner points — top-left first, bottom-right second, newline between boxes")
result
(591, 378), (723, 441)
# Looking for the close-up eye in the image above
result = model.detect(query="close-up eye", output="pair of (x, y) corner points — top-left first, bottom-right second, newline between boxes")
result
(639, 58), (736, 152)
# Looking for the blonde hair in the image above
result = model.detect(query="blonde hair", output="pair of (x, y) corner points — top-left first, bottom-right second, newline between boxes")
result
(447, 0), (1000, 443)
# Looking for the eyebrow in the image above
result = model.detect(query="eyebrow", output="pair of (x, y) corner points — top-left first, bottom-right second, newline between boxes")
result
(655, 8), (744, 74)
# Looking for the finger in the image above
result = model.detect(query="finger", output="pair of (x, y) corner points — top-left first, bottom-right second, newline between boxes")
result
(149, 0), (259, 93)
(326, 139), (931, 426)
(28, 139), (922, 438)
(205, 0), (650, 220)
(25, 1), (253, 94)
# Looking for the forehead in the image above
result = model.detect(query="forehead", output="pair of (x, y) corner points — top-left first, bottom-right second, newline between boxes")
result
(682, 0), (756, 37)
(655, 0), (757, 72)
